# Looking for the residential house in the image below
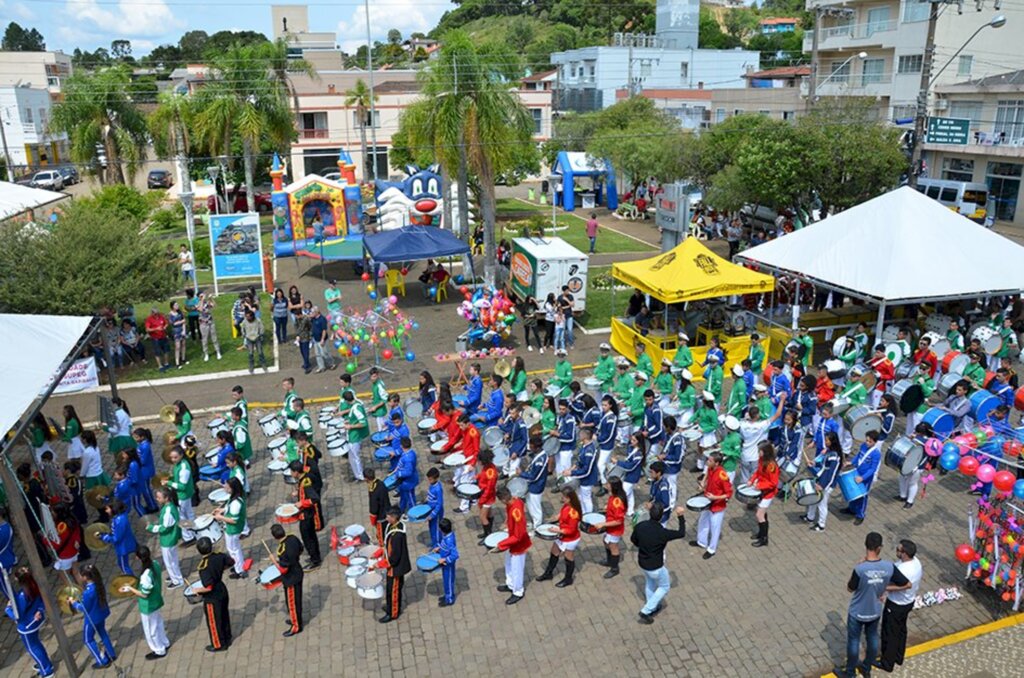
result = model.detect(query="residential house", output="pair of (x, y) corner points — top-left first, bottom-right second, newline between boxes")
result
(0, 50), (72, 101)
(760, 18), (800, 34)
(0, 85), (70, 172)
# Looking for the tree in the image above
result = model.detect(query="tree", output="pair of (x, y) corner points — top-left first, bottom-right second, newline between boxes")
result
(71, 47), (112, 70)
(2, 22), (45, 51)
(681, 113), (788, 192)
(698, 8), (741, 49)
(387, 29), (403, 45)
(0, 200), (174, 315)
(260, 38), (318, 155)
(178, 30), (210, 60)
(142, 44), (183, 71)
(149, 90), (195, 162)
(49, 65), (149, 185)
(344, 79), (379, 184)
(111, 39), (132, 60)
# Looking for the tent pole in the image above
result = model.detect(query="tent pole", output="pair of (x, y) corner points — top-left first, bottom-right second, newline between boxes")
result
(791, 280), (801, 332)
(874, 302), (887, 350)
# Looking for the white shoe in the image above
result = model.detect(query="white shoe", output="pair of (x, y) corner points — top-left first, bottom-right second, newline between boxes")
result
(217, 353), (222, 360)
(539, 348), (545, 354)
(204, 354), (209, 362)
(528, 346), (533, 352)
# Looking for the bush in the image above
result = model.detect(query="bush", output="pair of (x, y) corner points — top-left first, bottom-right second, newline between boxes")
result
(149, 203), (186, 233)
(79, 185), (153, 222)
(192, 239), (211, 268)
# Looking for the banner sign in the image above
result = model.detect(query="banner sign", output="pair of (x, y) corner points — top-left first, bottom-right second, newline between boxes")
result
(209, 212), (263, 279)
(52, 358), (99, 394)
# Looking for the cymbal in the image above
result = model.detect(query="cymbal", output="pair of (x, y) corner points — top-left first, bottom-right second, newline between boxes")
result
(151, 472), (170, 490)
(162, 430), (178, 448)
(57, 584), (82, 616)
(84, 485), (112, 509)
(522, 406), (541, 428)
(109, 575), (138, 599)
(159, 405), (177, 424)
(84, 523), (111, 552)
(494, 358), (511, 378)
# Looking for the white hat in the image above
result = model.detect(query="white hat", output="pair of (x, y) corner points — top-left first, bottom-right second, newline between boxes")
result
(555, 348), (567, 356)
(662, 358), (672, 367)
(634, 372), (648, 382)
(724, 415), (740, 431)
(754, 384), (768, 393)
(702, 391), (715, 401)
(678, 332), (689, 341)
(706, 353), (720, 362)
(599, 343), (611, 351)
(615, 357), (629, 367)
(732, 364), (744, 377)
(680, 369), (692, 381)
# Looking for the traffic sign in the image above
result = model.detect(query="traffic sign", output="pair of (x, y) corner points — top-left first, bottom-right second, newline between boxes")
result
(926, 117), (970, 145)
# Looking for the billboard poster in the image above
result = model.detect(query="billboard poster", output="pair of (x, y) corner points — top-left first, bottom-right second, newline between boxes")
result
(51, 358), (99, 394)
(209, 212), (263, 279)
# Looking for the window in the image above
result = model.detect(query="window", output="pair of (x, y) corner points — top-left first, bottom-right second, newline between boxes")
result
(758, 109), (771, 116)
(942, 157), (974, 182)
(640, 61), (652, 77)
(866, 7), (891, 36)
(680, 62), (689, 80)
(22, 108), (33, 123)
(949, 100), (983, 129)
(300, 111), (328, 139)
(958, 55), (973, 77)
(782, 111), (796, 120)
(733, 109), (744, 116)
(861, 59), (886, 86)
(352, 109), (380, 129)
(368, 146), (389, 180)
(829, 60), (851, 84)
(715, 108), (726, 123)
(902, 0), (930, 23)
(897, 55), (923, 74)
(986, 161), (1022, 221)
(939, 187), (958, 202)
(891, 104), (916, 122)
(995, 100), (1024, 143)
(530, 108), (543, 135)
(47, 75), (59, 88)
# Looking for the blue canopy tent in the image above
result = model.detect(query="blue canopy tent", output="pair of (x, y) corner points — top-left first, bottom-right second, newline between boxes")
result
(553, 151), (618, 212)
(363, 226), (477, 288)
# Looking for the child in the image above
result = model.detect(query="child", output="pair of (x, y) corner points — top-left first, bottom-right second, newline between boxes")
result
(425, 468), (444, 549)
(64, 460), (91, 530)
(101, 499), (137, 575)
(553, 308), (566, 352)
(434, 518), (459, 607)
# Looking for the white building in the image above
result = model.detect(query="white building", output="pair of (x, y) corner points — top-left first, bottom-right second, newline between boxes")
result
(0, 50), (72, 101)
(0, 85), (69, 171)
(804, 0), (1024, 120)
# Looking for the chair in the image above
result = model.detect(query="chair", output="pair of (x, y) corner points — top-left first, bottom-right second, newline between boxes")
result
(384, 268), (406, 297)
(434, 273), (450, 303)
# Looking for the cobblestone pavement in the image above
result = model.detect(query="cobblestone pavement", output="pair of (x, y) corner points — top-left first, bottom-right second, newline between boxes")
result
(880, 621), (1024, 678)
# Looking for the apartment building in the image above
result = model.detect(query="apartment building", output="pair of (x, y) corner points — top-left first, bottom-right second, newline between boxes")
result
(804, 0), (1024, 120)
(0, 85), (70, 170)
(0, 50), (72, 101)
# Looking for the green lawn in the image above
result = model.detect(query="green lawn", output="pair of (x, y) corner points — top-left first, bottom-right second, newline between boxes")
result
(495, 198), (655, 255)
(579, 266), (619, 329)
(116, 292), (272, 382)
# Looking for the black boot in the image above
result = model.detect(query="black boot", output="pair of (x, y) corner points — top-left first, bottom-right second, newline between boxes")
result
(477, 522), (492, 546)
(753, 520), (769, 548)
(599, 547), (612, 567)
(535, 554), (558, 581)
(556, 559), (575, 587)
(603, 554), (620, 579)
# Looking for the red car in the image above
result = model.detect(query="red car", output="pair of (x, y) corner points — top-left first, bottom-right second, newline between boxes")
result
(206, 188), (273, 214)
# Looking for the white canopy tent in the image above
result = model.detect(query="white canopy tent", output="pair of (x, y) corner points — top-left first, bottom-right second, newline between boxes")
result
(737, 186), (1024, 341)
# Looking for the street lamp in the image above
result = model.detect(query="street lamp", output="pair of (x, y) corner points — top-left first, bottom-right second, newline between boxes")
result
(207, 165), (221, 214)
(813, 51), (868, 97)
(929, 15), (1006, 87)
(178, 189), (199, 296)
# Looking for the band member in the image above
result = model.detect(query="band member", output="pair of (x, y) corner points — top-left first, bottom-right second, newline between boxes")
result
(726, 365), (749, 418)
(518, 435), (550, 530)
(165, 447), (197, 542)
(342, 391), (370, 483)
(614, 433), (646, 516)
(230, 407), (252, 466)
(900, 423), (933, 509)
(748, 442), (780, 548)
(213, 478), (247, 579)
(720, 417), (742, 483)
(913, 336), (938, 378)
(285, 463), (320, 569)
(147, 487), (184, 588)
(372, 508), (411, 623)
(594, 343), (616, 392)
(493, 486), (532, 605)
(270, 524), (304, 637)
(635, 341), (654, 378)
(280, 377), (300, 421)
(394, 437), (419, 514)
(101, 499), (138, 575)
(434, 518), (460, 607)
(463, 363), (483, 413)
(642, 389), (664, 458)
(695, 392), (720, 470)
(450, 415), (480, 513)
(843, 430), (882, 526)
(596, 396), (618, 485)
(566, 428), (599, 514)
(475, 449), (499, 545)
(503, 403), (528, 476)
(364, 469), (392, 545)
(424, 468), (444, 548)
(647, 461), (673, 526)
(132, 428), (159, 512)
(536, 487), (582, 587)
(963, 351), (986, 391)
(805, 431), (843, 531)
(229, 384), (248, 424)
(812, 402), (841, 455)
(905, 364), (935, 435)
(122, 546), (170, 660)
(692, 451), (732, 559)
(598, 476), (628, 578)
(193, 537), (233, 652)
(68, 565), (116, 668)
(660, 416), (684, 509)
(943, 379), (972, 430)
(554, 399), (577, 475)
(384, 411), (409, 473)
(4, 567), (54, 678)
(471, 375), (505, 427)
(45, 504), (82, 580)
(0, 515), (15, 601)
(991, 368), (1015, 411)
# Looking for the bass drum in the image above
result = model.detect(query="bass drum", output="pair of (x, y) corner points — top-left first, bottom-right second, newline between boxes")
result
(935, 373), (963, 399)
(833, 336), (854, 359)
(921, 332), (949, 359)
(885, 437), (924, 475)
(890, 379), (924, 414)
(843, 405), (882, 442)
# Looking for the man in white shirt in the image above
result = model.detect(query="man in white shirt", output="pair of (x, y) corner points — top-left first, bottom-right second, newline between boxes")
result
(738, 405), (782, 486)
(178, 245), (194, 287)
(877, 539), (923, 672)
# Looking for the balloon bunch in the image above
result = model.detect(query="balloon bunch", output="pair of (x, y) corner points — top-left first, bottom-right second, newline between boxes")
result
(956, 492), (1024, 603)
(326, 279), (421, 372)
(434, 346), (515, 362)
(931, 426), (1024, 497)
(455, 286), (517, 346)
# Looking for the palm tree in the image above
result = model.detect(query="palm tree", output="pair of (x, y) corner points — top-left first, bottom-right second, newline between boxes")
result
(344, 79), (378, 183)
(260, 38), (318, 154)
(148, 90), (194, 162)
(193, 43), (295, 213)
(49, 65), (148, 185)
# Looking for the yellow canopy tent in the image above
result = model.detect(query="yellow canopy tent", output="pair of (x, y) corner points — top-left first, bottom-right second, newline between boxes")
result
(609, 239), (776, 374)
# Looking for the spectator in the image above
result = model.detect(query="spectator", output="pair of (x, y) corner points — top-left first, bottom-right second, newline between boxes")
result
(168, 300), (187, 370)
(102, 317), (124, 369)
(877, 539), (923, 672)
(310, 306), (335, 373)
(143, 307), (170, 372)
(178, 245), (194, 289)
(558, 286), (576, 348)
(542, 293), (557, 350)
(553, 307), (566, 352)
(243, 289), (261, 320)
(626, 290), (645, 320)
(198, 293), (221, 362)
(287, 285), (303, 328)
(635, 305), (652, 336)
(119, 320), (146, 365)
(184, 289), (200, 341)
(472, 226), (484, 255)
(519, 295), (543, 353)
(271, 288), (289, 344)
(230, 293), (247, 351)
(240, 310), (267, 374)
(295, 309), (312, 374)
(726, 218), (743, 260)
(585, 212), (599, 254)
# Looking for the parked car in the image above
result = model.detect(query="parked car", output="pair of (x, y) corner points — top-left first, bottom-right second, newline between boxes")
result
(30, 170), (64, 190)
(57, 165), (80, 185)
(147, 169), (174, 189)
(206, 188), (273, 213)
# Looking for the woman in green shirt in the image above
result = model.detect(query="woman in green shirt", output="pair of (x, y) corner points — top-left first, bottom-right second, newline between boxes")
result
(677, 371), (697, 424)
(541, 395), (557, 436)
(719, 418), (742, 483)
(123, 545), (170, 659)
(173, 400), (193, 441)
(695, 392), (720, 470)
(652, 360), (675, 405)
(29, 413), (55, 463)
(529, 379), (545, 413)
(509, 357), (528, 402)
(62, 405), (85, 459)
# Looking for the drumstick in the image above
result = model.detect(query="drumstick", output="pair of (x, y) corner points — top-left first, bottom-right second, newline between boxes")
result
(262, 539), (280, 566)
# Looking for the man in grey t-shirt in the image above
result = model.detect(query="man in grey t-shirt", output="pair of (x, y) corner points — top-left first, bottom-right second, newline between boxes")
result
(840, 532), (910, 678)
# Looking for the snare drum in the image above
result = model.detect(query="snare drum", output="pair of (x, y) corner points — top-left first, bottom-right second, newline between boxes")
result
(936, 372), (963, 399)
(267, 459), (289, 474)
(256, 565), (282, 591)
(258, 414), (284, 438)
(327, 417), (347, 431)
(267, 436), (288, 459)
(606, 465), (628, 481)
(483, 531), (508, 550)
(275, 504), (300, 524)
(890, 379), (924, 414)
(580, 512), (606, 534)
(208, 488), (230, 505)
(207, 417), (229, 439)
(455, 483), (481, 500)
(430, 439), (449, 454)
(507, 477), (528, 498)
(885, 437), (924, 475)
(483, 426), (503, 449)
(204, 447), (220, 462)
(662, 403), (682, 419)
(545, 384), (564, 398)
(383, 473), (399, 491)
(183, 581), (203, 604)
(681, 426), (703, 442)
(894, 362), (915, 380)
(198, 464), (221, 482)
(416, 554), (442, 573)
(345, 564), (367, 588)
(193, 514), (223, 543)
(735, 484), (762, 506)
(837, 469), (867, 502)
(406, 504), (432, 523)
(370, 431), (390, 448)
(824, 359), (847, 380)
(417, 418), (437, 435)
(779, 459), (800, 482)
(556, 475), (579, 491)
(373, 447), (393, 463)
(405, 399), (424, 420)
(327, 438), (348, 458)
(921, 407), (955, 437)
(793, 478), (821, 506)
(849, 364), (877, 391)
(443, 453), (467, 468)
(336, 545), (356, 566)
(355, 572), (385, 600)
(684, 494), (711, 512)
(843, 405), (882, 442)
(542, 436), (560, 455)
(534, 523), (560, 540)
(583, 377), (603, 394)
(491, 445), (510, 468)
(829, 396), (852, 416)
(344, 524), (367, 539)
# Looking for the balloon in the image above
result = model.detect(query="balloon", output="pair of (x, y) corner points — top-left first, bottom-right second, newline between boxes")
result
(412, 322), (420, 330)
(361, 272), (370, 281)
(994, 471), (1016, 493)
(955, 543), (977, 564)
(428, 286), (437, 297)
(939, 451), (960, 471)
(366, 284), (374, 292)
(976, 463), (996, 483)
(405, 351), (415, 362)
(378, 269), (385, 278)
(382, 348), (394, 360)
(459, 286), (469, 295)
(389, 295), (398, 304)
(925, 438), (942, 457)
(1014, 479), (1024, 500)
(396, 327), (404, 336)
(942, 441), (960, 457)
(346, 362), (356, 373)
(400, 267), (408, 275)
(369, 291), (377, 300)
(959, 456), (980, 476)
(973, 430), (988, 445)
(351, 345), (361, 355)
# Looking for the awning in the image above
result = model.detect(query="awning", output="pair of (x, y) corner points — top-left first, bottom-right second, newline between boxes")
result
(612, 238), (774, 303)
(0, 314), (94, 437)
(363, 226), (470, 263)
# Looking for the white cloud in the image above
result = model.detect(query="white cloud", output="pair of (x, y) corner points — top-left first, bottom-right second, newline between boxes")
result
(335, 1), (447, 54)
(2, 1), (36, 21)
(66, 0), (185, 38)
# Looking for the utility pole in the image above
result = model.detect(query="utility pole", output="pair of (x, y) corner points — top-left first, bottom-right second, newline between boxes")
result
(909, 1), (941, 188)
(363, 0), (379, 183)
(0, 108), (15, 181)
(806, 6), (822, 110)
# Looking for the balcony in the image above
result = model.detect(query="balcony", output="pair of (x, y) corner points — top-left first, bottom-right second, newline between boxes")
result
(300, 128), (330, 140)
(804, 19), (899, 50)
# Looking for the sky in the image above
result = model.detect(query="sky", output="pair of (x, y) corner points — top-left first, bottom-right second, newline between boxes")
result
(1, 0), (454, 55)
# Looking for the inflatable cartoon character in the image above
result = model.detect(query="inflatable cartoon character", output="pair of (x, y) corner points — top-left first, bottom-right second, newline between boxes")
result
(375, 164), (444, 230)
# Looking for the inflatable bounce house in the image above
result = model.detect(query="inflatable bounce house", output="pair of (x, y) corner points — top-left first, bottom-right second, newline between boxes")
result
(374, 164), (445, 231)
(270, 150), (365, 260)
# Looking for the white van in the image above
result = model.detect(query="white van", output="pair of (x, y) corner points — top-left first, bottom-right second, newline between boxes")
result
(915, 178), (989, 223)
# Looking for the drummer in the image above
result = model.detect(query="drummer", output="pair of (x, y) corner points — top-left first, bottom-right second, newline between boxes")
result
(384, 411), (410, 473)
(996, 317), (1017, 372)
(493, 486), (531, 606)
(947, 319), (966, 354)
(164, 447), (197, 543)
(794, 375), (817, 434)
(748, 441), (780, 548)
(598, 476), (628, 578)
(628, 372), (648, 434)
(725, 365), (750, 418)
(565, 428), (600, 514)
(365, 469), (393, 544)
(553, 349), (574, 397)
(368, 367), (390, 432)
(394, 437), (420, 514)
(842, 429), (882, 526)
(614, 359), (635, 402)
(594, 343), (617, 393)
(647, 461), (673, 526)
(229, 385), (248, 424)
(534, 487), (582, 588)
(517, 435), (550, 530)
(749, 334), (766, 385)
(815, 365), (836, 412)
(677, 369), (696, 422)
(804, 431), (842, 532)
(280, 377), (300, 421)
(838, 369), (869, 407)
(642, 390), (665, 458)
(672, 332), (694, 382)
(502, 403), (528, 476)
(463, 363), (483, 414)
(193, 538), (233, 652)
(449, 417), (481, 513)
(943, 379), (973, 430)
(229, 407), (252, 467)
(990, 368), (1015, 410)
(470, 375), (505, 428)
(899, 423), (933, 509)
(868, 345), (895, 409)
(703, 354), (723, 409)
(660, 416), (685, 510)
(434, 518), (459, 607)
(371, 508), (411, 623)
(424, 468), (445, 548)
(342, 391), (369, 484)
(695, 392), (720, 471)
(290, 461), (323, 571)
(653, 360), (675, 404)
(962, 351), (986, 390)
(554, 400), (578, 476)
(895, 327), (914, 367)
(777, 411), (802, 491)
(794, 327), (814, 368)
(719, 416), (742, 483)
(634, 341), (654, 378)
(853, 323), (871, 361)
(912, 336), (938, 378)
(212, 478), (247, 580)
(269, 523), (305, 636)
(905, 364), (935, 435)
(999, 356), (1018, 390)
(475, 449), (499, 545)
(692, 451), (732, 560)
(508, 357), (528, 403)
(811, 403), (841, 456)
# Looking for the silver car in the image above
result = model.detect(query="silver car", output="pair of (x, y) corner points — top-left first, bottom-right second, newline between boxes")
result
(31, 170), (64, 190)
